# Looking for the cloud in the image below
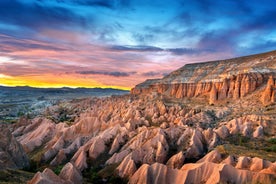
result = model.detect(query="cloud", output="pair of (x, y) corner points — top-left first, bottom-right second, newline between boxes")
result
(76, 0), (130, 9)
(109, 45), (163, 52)
(141, 71), (168, 77)
(167, 48), (211, 55)
(0, 1), (84, 31)
(109, 45), (212, 56)
(76, 70), (136, 77)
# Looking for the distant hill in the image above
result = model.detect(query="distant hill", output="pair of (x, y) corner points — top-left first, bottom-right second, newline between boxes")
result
(0, 86), (129, 94)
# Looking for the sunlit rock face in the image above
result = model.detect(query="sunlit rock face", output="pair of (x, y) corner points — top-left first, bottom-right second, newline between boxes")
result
(132, 50), (276, 106)
(28, 163), (82, 184)
(129, 151), (276, 184)
(23, 92), (276, 183)
(261, 75), (276, 106)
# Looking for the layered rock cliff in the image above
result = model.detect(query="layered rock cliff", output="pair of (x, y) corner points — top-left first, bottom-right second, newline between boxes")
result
(131, 50), (276, 105)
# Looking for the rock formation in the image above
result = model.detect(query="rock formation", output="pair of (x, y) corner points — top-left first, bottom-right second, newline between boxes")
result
(261, 75), (276, 105)
(28, 162), (82, 184)
(129, 150), (276, 184)
(0, 125), (29, 170)
(131, 50), (276, 105)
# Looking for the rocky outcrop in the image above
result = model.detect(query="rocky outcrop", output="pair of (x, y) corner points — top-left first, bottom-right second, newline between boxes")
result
(59, 162), (82, 184)
(166, 152), (185, 169)
(132, 50), (276, 105)
(16, 118), (56, 153)
(28, 168), (64, 184)
(132, 73), (270, 105)
(0, 126), (29, 170)
(117, 154), (137, 178)
(261, 75), (276, 105)
(209, 83), (217, 104)
(129, 151), (276, 184)
(28, 162), (82, 184)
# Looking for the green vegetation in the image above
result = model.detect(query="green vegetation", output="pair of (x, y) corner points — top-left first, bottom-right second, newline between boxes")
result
(0, 169), (34, 184)
(268, 138), (276, 144)
(1, 118), (17, 124)
(81, 149), (128, 184)
(83, 164), (127, 184)
(26, 146), (47, 172)
(216, 135), (276, 162)
(226, 133), (250, 146)
(264, 138), (276, 152)
(53, 165), (64, 175)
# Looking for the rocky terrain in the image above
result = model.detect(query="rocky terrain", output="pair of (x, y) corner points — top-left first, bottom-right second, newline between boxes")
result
(0, 50), (276, 184)
(0, 86), (128, 123)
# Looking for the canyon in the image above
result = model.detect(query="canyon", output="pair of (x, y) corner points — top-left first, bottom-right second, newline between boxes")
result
(0, 50), (276, 183)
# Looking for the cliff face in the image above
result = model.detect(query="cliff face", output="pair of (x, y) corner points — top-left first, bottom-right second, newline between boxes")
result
(131, 50), (276, 105)
(261, 76), (276, 105)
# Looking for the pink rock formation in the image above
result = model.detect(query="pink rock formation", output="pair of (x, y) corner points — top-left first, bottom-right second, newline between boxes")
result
(117, 154), (137, 178)
(197, 149), (222, 163)
(185, 129), (206, 159)
(261, 75), (276, 105)
(17, 118), (56, 153)
(28, 168), (64, 184)
(0, 126), (29, 170)
(166, 152), (185, 169)
(59, 162), (82, 184)
(209, 83), (218, 104)
(28, 163), (82, 184)
(129, 151), (276, 184)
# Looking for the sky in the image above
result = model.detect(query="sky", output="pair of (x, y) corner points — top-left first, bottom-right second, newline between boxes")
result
(0, 0), (276, 89)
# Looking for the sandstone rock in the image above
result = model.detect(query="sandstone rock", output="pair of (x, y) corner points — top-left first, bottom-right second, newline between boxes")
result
(250, 157), (272, 172)
(0, 127), (29, 170)
(236, 156), (251, 169)
(222, 155), (236, 166)
(88, 137), (106, 160)
(253, 126), (264, 138)
(106, 150), (130, 165)
(18, 118), (55, 153)
(50, 149), (67, 166)
(59, 162), (82, 184)
(209, 83), (218, 105)
(197, 150), (222, 163)
(218, 78), (229, 99)
(166, 152), (185, 169)
(261, 75), (276, 105)
(185, 129), (206, 159)
(71, 148), (88, 171)
(117, 154), (137, 178)
(129, 160), (276, 184)
(28, 168), (64, 184)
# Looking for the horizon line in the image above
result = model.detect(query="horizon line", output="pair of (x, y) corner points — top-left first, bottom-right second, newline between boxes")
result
(0, 84), (131, 91)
